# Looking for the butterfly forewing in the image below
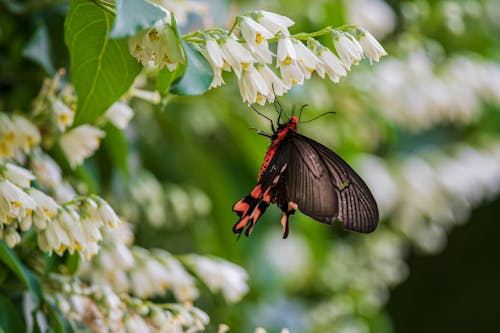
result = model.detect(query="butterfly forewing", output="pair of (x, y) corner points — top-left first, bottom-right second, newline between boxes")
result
(286, 139), (338, 220)
(287, 134), (379, 233)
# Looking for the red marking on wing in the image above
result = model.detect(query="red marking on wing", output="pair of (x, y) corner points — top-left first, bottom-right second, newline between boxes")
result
(233, 215), (252, 232)
(250, 184), (263, 198)
(233, 200), (250, 217)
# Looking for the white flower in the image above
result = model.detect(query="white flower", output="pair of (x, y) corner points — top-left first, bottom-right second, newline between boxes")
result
(220, 37), (256, 78)
(293, 39), (323, 79)
(257, 65), (288, 99)
(51, 98), (75, 131)
(104, 102), (134, 129)
(0, 115), (40, 158)
(128, 20), (184, 71)
(240, 16), (274, 48)
(30, 151), (62, 188)
(333, 32), (364, 69)
(130, 254), (171, 298)
(218, 324), (230, 333)
(237, 65), (269, 104)
(316, 47), (348, 82)
(0, 115), (15, 158)
(205, 55), (225, 89)
(256, 10), (295, 34)
(245, 40), (274, 64)
(345, 0), (396, 39)
(125, 314), (151, 333)
(128, 30), (150, 65)
(358, 29), (387, 63)
(54, 181), (77, 203)
(201, 39), (230, 89)
(60, 125), (105, 169)
(2, 163), (35, 188)
(79, 218), (104, 259)
(277, 59), (305, 87)
(5, 227), (21, 248)
(154, 250), (199, 302)
(41, 210), (73, 255)
(28, 188), (59, 230)
(12, 115), (41, 153)
(186, 255), (249, 303)
(277, 35), (296, 62)
(91, 196), (120, 227)
(0, 179), (36, 219)
(205, 38), (225, 69)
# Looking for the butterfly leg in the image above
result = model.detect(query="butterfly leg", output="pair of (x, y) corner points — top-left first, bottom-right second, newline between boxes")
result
(280, 201), (297, 239)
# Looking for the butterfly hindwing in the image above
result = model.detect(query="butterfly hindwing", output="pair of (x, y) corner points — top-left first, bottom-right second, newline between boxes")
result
(232, 142), (291, 236)
(286, 133), (379, 233)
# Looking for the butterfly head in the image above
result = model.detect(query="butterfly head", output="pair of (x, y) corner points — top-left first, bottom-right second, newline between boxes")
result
(287, 116), (298, 131)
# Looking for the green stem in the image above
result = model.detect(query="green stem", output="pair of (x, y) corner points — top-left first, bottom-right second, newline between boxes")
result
(228, 16), (241, 36)
(181, 23), (360, 45)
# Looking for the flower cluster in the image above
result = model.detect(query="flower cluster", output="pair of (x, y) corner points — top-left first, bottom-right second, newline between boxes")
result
(121, 171), (212, 228)
(79, 223), (249, 304)
(49, 279), (209, 333)
(184, 254), (249, 303)
(0, 164), (119, 258)
(0, 75), (132, 258)
(128, 7), (184, 71)
(199, 11), (386, 104)
(127, 8), (386, 105)
(28, 72), (135, 169)
(365, 52), (500, 130)
(0, 114), (40, 162)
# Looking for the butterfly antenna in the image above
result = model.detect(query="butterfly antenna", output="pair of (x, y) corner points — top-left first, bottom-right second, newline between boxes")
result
(298, 104), (309, 121)
(250, 104), (275, 132)
(249, 127), (273, 138)
(300, 111), (336, 123)
(273, 95), (290, 125)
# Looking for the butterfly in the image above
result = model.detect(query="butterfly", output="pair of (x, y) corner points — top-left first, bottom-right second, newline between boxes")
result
(232, 108), (379, 238)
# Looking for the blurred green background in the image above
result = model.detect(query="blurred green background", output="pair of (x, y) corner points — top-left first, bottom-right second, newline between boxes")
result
(1, 0), (500, 332)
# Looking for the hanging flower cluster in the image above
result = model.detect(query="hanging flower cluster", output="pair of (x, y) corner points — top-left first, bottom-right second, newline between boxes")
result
(0, 159), (120, 258)
(127, 7), (386, 105)
(48, 278), (210, 333)
(0, 74), (134, 258)
(79, 223), (250, 304)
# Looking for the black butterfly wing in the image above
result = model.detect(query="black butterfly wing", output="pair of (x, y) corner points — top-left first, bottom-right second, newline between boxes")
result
(286, 133), (379, 233)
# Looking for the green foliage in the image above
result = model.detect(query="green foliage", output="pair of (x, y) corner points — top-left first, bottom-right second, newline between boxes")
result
(0, 295), (25, 333)
(169, 40), (214, 95)
(0, 242), (42, 308)
(64, 0), (141, 125)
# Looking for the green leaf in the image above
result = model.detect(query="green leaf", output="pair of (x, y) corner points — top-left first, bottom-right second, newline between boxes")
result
(0, 295), (25, 333)
(156, 65), (184, 95)
(43, 251), (80, 276)
(110, 0), (166, 38)
(65, 252), (81, 276)
(169, 40), (213, 95)
(22, 23), (56, 75)
(103, 123), (129, 174)
(0, 241), (42, 308)
(65, 0), (141, 125)
(46, 301), (74, 333)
